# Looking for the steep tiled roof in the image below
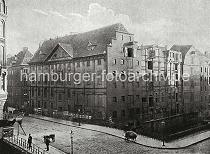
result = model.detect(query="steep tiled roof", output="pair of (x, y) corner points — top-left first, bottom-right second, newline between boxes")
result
(29, 23), (131, 63)
(170, 45), (192, 56)
(7, 49), (33, 66)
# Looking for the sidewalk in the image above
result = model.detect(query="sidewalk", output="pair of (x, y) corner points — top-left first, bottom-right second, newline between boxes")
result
(13, 126), (65, 154)
(29, 114), (210, 149)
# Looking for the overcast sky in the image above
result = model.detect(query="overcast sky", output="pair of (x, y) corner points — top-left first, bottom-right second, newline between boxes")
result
(6, 0), (210, 55)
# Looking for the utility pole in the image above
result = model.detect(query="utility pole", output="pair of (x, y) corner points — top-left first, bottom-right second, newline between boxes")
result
(70, 130), (73, 154)
(78, 109), (81, 126)
(161, 121), (165, 146)
(17, 124), (19, 136)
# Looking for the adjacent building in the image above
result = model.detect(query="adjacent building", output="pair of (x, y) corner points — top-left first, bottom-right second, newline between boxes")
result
(170, 45), (210, 117)
(7, 47), (33, 110)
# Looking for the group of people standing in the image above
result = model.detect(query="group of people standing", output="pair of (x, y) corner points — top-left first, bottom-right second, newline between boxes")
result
(27, 134), (50, 151)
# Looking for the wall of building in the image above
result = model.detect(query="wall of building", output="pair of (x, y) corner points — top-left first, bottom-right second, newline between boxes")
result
(106, 31), (142, 123)
(0, 0), (7, 139)
(29, 54), (107, 119)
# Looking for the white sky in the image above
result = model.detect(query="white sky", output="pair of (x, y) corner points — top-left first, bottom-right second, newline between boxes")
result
(6, 0), (210, 55)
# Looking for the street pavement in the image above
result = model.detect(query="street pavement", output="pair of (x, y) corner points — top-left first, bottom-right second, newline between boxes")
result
(13, 116), (210, 154)
(29, 114), (210, 149)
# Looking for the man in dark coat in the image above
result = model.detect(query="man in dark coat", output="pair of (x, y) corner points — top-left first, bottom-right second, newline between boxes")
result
(27, 134), (32, 149)
(45, 137), (50, 151)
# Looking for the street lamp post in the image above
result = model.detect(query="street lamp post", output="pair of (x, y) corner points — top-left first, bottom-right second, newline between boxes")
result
(161, 121), (165, 146)
(70, 130), (73, 154)
(78, 109), (81, 126)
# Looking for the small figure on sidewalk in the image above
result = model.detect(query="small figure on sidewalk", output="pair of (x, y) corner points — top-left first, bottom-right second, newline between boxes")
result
(45, 137), (50, 151)
(27, 134), (32, 150)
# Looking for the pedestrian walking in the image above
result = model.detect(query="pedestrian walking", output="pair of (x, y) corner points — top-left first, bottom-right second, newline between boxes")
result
(45, 137), (50, 151)
(27, 134), (32, 150)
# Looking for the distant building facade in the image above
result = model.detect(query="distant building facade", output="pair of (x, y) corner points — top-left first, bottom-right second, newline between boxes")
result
(7, 47), (33, 110)
(170, 45), (210, 117)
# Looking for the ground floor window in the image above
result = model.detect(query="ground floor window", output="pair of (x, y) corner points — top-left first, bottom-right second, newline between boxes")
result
(112, 111), (117, 118)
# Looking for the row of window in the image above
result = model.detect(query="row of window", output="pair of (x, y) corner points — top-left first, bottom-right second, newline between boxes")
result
(201, 66), (210, 74)
(169, 52), (181, 60)
(113, 59), (140, 65)
(200, 86), (208, 92)
(147, 61), (178, 70)
(121, 35), (132, 41)
(31, 59), (103, 71)
(112, 94), (178, 103)
(31, 87), (71, 99)
(113, 81), (140, 88)
(112, 95), (140, 102)
(77, 59), (102, 67)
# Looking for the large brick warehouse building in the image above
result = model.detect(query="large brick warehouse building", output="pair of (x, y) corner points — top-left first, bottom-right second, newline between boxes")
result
(25, 23), (209, 127)
(28, 23), (139, 122)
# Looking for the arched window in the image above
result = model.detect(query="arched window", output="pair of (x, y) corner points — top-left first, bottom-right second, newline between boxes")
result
(0, 20), (5, 37)
(0, 0), (5, 14)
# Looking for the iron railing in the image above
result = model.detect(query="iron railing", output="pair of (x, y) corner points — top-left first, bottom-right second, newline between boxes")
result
(3, 135), (47, 154)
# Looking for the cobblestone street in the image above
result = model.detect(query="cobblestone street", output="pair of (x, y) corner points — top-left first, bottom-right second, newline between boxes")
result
(12, 117), (210, 154)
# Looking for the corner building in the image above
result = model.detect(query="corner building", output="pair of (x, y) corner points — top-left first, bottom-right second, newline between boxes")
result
(28, 24), (139, 123)
(7, 47), (33, 110)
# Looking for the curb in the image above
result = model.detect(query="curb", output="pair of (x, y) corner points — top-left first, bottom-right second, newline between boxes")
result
(28, 115), (210, 150)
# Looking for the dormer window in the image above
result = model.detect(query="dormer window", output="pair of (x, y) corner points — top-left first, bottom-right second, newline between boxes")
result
(87, 41), (96, 51)
(190, 51), (195, 55)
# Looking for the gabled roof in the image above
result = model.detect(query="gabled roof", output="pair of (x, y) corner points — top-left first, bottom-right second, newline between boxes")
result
(58, 43), (73, 57)
(170, 45), (193, 62)
(7, 48), (33, 66)
(29, 23), (131, 63)
(44, 43), (73, 62)
(170, 45), (192, 55)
